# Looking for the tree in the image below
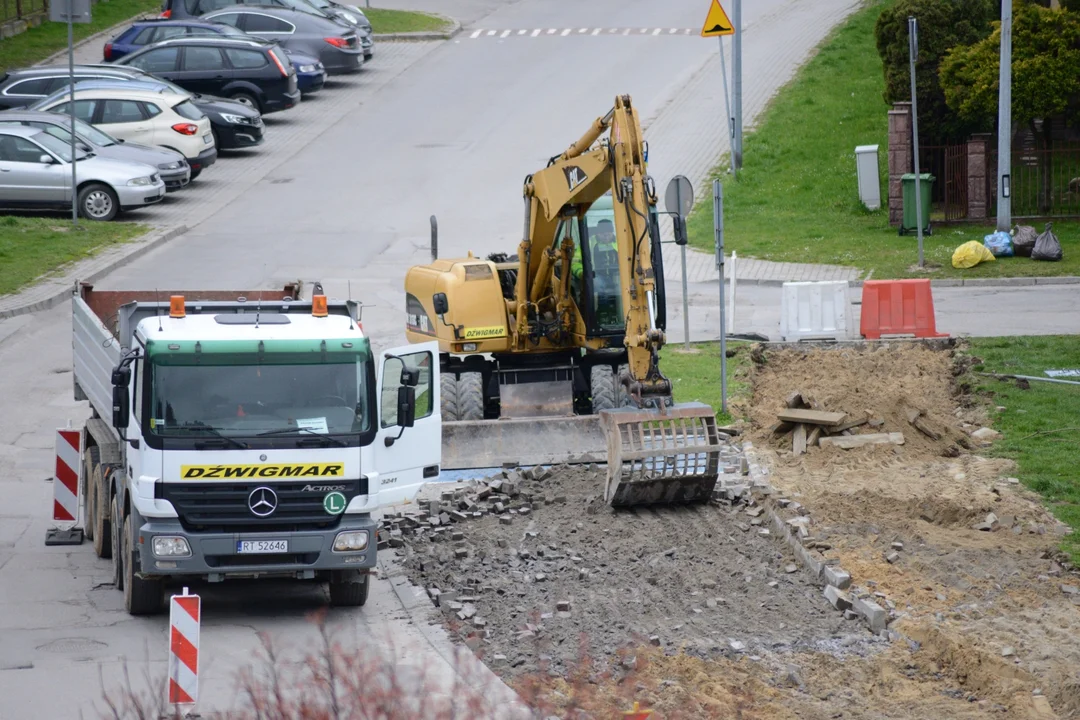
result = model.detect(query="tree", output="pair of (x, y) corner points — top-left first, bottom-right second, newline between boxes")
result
(875, 0), (998, 144)
(940, 2), (1080, 211)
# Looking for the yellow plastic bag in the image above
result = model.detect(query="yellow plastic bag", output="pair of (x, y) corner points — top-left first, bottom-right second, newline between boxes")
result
(952, 240), (997, 269)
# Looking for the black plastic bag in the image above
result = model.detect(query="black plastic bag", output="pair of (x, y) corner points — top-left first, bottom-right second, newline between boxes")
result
(1032, 222), (1063, 262)
(1012, 225), (1037, 257)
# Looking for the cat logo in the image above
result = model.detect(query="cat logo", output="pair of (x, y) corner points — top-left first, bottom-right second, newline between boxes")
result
(563, 165), (588, 191)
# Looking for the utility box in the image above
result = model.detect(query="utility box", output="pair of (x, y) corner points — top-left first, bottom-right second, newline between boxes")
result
(900, 173), (934, 236)
(854, 145), (881, 210)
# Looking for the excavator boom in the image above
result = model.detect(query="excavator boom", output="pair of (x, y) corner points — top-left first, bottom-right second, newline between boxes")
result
(407, 95), (723, 505)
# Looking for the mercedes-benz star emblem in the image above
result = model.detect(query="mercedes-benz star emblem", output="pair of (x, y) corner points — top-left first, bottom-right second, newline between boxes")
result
(248, 486), (278, 517)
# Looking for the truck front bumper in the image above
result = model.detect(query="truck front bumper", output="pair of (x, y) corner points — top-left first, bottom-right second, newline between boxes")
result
(137, 515), (377, 578)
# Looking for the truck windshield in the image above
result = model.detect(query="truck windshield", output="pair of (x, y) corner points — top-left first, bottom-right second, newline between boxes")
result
(146, 351), (371, 441)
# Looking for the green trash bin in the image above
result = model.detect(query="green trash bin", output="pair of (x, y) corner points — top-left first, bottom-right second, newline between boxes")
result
(900, 173), (934, 236)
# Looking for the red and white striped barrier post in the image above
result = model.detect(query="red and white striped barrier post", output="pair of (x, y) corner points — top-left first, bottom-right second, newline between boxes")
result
(45, 427), (84, 546)
(168, 588), (200, 708)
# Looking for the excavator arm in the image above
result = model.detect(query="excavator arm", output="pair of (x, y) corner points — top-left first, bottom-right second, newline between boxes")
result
(516, 95), (672, 408)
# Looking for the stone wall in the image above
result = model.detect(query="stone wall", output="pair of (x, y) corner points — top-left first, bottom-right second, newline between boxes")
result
(886, 102), (912, 227)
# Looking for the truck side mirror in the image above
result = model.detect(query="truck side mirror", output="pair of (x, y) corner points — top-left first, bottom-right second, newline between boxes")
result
(672, 215), (688, 246)
(397, 385), (416, 428)
(112, 385), (130, 430)
(400, 367), (419, 387)
(432, 292), (449, 316)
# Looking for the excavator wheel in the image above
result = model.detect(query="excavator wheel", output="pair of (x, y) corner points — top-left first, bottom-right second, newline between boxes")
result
(458, 372), (485, 421)
(590, 365), (617, 412)
(440, 373), (460, 421)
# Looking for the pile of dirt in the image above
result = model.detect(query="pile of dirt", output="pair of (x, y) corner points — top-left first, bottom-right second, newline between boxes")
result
(391, 463), (870, 680)
(743, 341), (1080, 719)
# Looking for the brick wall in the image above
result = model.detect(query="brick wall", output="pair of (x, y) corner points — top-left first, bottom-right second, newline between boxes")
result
(887, 101), (912, 227)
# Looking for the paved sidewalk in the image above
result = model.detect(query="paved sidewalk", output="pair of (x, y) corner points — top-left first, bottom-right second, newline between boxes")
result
(663, 244), (861, 285)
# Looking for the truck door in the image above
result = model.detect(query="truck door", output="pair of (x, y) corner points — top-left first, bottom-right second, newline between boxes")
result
(373, 342), (440, 508)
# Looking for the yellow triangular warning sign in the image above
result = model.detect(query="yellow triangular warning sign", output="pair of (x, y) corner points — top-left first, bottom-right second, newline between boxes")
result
(701, 0), (734, 37)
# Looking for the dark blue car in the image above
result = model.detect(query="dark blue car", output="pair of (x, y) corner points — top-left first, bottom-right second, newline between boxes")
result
(104, 19), (325, 94)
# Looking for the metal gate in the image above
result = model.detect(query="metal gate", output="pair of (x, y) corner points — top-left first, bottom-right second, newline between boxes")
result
(918, 145), (968, 220)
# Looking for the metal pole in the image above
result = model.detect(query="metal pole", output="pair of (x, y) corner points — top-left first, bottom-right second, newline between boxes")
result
(718, 36), (735, 178)
(679, 245), (690, 350)
(68, 0), (77, 226)
(732, 0), (742, 171)
(729, 250), (737, 335)
(996, 3), (1012, 231)
(429, 214), (438, 261)
(908, 17), (923, 266)
(713, 179), (727, 415)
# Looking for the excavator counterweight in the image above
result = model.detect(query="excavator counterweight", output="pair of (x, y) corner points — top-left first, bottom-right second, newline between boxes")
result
(405, 95), (722, 506)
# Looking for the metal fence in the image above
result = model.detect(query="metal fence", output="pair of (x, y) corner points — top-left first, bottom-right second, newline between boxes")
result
(988, 143), (1080, 218)
(0, 0), (48, 24)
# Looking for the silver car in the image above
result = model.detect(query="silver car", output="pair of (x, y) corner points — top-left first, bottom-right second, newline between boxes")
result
(0, 125), (166, 221)
(0, 110), (191, 191)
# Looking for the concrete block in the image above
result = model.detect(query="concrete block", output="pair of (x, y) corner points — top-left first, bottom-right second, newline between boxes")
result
(823, 566), (852, 590)
(853, 597), (888, 632)
(823, 585), (852, 611)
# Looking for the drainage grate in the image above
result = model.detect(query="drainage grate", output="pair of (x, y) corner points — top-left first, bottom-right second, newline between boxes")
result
(36, 638), (107, 653)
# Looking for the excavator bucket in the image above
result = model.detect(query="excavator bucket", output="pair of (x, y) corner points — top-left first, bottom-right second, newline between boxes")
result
(599, 402), (724, 507)
(441, 415), (608, 470)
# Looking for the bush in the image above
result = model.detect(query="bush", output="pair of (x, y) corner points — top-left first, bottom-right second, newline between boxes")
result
(874, 0), (997, 144)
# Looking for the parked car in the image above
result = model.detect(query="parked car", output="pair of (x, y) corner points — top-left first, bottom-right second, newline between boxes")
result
(103, 19), (325, 93)
(0, 109), (190, 190)
(29, 86), (217, 178)
(103, 17), (253, 61)
(0, 124), (165, 221)
(303, 0), (372, 60)
(1, 64), (262, 151)
(202, 7), (362, 74)
(111, 36), (300, 114)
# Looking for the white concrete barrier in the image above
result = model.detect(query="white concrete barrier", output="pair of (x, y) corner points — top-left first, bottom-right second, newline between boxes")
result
(779, 281), (850, 341)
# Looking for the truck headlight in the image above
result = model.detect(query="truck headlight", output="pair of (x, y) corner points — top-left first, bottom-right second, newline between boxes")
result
(333, 530), (369, 552)
(152, 536), (191, 557)
(462, 343), (478, 352)
(127, 176), (153, 187)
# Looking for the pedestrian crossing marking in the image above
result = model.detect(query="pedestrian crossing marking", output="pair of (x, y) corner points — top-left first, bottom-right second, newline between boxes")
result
(464, 27), (697, 39)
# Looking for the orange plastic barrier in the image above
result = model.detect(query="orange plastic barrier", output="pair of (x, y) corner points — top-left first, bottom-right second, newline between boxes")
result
(859, 279), (948, 339)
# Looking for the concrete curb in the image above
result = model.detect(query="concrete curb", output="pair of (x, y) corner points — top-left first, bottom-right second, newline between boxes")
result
(373, 15), (460, 42)
(378, 551), (531, 718)
(37, 12), (160, 67)
(0, 224), (188, 320)
(742, 441), (896, 639)
(689, 273), (1080, 289)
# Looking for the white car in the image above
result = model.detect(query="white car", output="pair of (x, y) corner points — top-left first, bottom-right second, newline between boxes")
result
(0, 124), (166, 221)
(30, 86), (216, 178)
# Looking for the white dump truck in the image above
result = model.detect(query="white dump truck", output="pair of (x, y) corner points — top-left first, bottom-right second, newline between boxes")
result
(72, 282), (440, 615)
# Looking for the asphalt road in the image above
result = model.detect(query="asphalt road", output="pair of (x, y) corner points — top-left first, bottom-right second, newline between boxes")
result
(9, 0), (1050, 715)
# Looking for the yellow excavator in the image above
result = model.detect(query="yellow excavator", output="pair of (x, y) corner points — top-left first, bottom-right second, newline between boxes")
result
(404, 95), (724, 506)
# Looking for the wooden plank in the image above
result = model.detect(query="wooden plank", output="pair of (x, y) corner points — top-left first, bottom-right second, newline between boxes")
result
(792, 424), (807, 455)
(829, 414), (870, 434)
(776, 409), (847, 426)
(904, 407), (942, 440)
(819, 432), (905, 449)
(784, 391), (806, 409)
(770, 421), (795, 435)
(807, 426), (822, 447)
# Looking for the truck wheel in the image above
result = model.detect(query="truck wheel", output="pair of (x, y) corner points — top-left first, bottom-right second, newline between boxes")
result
(123, 513), (163, 616)
(328, 570), (369, 607)
(92, 464), (112, 559)
(458, 372), (484, 421)
(617, 363), (633, 406)
(82, 446), (99, 542)
(590, 365), (617, 412)
(440, 373), (460, 421)
(111, 492), (124, 591)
